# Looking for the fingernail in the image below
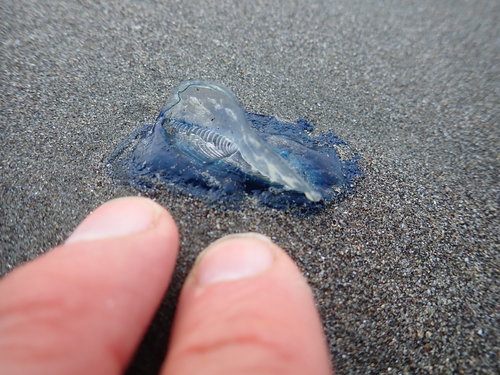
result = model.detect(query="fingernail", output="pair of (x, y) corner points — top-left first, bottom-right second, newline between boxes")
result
(65, 197), (162, 244)
(196, 233), (275, 286)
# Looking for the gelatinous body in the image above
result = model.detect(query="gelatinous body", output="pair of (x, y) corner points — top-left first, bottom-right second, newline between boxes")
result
(108, 81), (361, 211)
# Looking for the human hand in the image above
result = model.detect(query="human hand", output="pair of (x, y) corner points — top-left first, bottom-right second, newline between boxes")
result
(0, 197), (332, 374)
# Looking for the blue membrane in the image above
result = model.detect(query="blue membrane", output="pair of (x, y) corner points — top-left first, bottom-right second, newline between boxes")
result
(107, 81), (362, 213)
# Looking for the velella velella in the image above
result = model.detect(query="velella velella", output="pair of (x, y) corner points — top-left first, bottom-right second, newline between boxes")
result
(107, 80), (362, 212)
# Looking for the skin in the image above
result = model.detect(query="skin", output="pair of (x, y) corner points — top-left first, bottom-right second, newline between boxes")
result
(0, 197), (333, 375)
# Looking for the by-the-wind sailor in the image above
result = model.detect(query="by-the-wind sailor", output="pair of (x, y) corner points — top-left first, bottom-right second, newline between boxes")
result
(107, 80), (362, 211)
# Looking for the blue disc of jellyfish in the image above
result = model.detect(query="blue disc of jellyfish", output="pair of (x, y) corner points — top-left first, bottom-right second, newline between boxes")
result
(107, 80), (362, 212)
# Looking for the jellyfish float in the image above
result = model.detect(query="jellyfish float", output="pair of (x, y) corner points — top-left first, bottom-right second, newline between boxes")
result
(107, 80), (361, 212)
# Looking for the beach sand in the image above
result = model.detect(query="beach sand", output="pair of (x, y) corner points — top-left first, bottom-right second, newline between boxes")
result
(1, 1), (497, 373)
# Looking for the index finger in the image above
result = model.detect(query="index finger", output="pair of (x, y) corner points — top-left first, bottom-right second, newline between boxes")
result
(0, 197), (179, 375)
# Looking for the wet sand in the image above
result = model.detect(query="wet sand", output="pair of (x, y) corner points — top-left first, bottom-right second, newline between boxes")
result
(1, 1), (497, 374)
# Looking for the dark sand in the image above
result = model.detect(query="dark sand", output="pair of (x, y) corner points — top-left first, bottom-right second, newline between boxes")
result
(1, 1), (498, 374)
